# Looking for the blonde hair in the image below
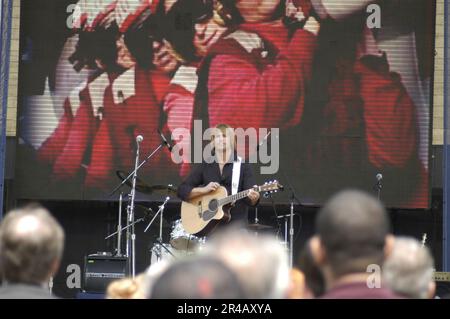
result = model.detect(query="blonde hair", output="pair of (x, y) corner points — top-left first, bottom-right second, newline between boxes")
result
(211, 124), (237, 151)
(288, 268), (306, 299)
(106, 274), (147, 299)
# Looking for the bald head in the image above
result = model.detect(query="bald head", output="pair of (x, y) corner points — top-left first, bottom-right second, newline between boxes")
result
(0, 205), (65, 285)
(315, 190), (391, 277)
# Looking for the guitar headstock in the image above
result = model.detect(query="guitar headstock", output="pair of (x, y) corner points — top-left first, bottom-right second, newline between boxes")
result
(258, 180), (284, 195)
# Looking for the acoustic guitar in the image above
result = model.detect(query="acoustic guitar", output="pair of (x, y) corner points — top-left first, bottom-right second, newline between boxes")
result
(181, 181), (283, 236)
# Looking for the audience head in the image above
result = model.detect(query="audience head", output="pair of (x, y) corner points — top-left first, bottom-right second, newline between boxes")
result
(383, 237), (435, 299)
(203, 228), (290, 298)
(287, 268), (305, 299)
(106, 273), (147, 299)
(145, 259), (172, 298)
(297, 238), (325, 298)
(150, 255), (244, 298)
(311, 190), (394, 283)
(0, 204), (65, 286)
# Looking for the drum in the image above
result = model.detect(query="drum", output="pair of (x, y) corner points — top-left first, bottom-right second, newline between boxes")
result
(170, 219), (200, 250)
(150, 242), (178, 265)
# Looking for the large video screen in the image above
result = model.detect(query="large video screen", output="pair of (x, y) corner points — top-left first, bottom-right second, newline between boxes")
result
(15, 0), (435, 208)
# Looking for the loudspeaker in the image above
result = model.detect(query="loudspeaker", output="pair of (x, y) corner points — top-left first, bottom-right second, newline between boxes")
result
(83, 254), (128, 293)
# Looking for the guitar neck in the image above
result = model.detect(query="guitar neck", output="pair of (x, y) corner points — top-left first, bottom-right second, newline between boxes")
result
(219, 187), (257, 206)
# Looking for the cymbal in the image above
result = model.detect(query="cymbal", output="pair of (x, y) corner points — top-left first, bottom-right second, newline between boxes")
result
(148, 184), (178, 196)
(116, 171), (177, 196)
(134, 204), (170, 228)
(247, 223), (274, 231)
(116, 170), (153, 194)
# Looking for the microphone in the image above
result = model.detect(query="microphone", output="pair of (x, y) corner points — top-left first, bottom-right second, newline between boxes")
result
(144, 197), (170, 233)
(161, 196), (170, 206)
(158, 130), (173, 152)
(256, 131), (271, 151)
(136, 135), (144, 143)
(376, 173), (383, 182)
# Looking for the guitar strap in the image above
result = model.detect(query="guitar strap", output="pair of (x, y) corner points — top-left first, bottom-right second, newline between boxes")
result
(231, 156), (242, 204)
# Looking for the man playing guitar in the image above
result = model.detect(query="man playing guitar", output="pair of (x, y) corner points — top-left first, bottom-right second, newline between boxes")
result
(177, 124), (260, 230)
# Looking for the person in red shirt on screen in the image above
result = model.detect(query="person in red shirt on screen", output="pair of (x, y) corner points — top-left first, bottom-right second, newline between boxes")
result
(84, 0), (181, 193)
(37, 0), (124, 189)
(196, 0), (319, 149)
(161, 0), (319, 178)
(288, 0), (428, 208)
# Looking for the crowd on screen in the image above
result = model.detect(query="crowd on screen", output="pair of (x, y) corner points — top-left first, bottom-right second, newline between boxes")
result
(30, 0), (430, 207)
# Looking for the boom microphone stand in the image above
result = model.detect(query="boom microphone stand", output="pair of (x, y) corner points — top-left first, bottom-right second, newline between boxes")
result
(127, 135), (142, 278)
(288, 189), (296, 268)
(259, 130), (298, 268)
(109, 145), (165, 197)
(281, 167), (302, 269)
(375, 173), (383, 200)
(105, 215), (148, 240)
(107, 131), (172, 277)
(116, 193), (123, 256)
(145, 197), (170, 262)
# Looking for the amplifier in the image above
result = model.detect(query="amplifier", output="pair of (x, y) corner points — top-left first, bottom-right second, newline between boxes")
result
(434, 272), (450, 282)
(83, 254), (128, 293)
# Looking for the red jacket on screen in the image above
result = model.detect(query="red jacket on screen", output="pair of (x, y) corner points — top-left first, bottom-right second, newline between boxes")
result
(187, 23), (317, 167)
(36, 85), (79, 167)
(52, 72), (112, 182)
(163, 64), (198, 178)
(84, 110), (115, 190)
(201, 24), (317, 131)
(91, 66), (176, 190)
(297, 50), (428, 207)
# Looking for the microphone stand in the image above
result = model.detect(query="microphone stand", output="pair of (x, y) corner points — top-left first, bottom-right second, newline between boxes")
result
(105, 216), (147, 240)
(373, 174), (383, 201)
(260, 130), (298, 267)
(128, 138), (141, 278)
(289, 190), (295, 268)
(116, 193), (123, 256)
(144, 197), (170, 263)
(281, 169), (302, 269)
(108, 142), (166, 197)
(375, 180), (382, 201)
(107, 132), (171, 277)
(155, 238), (177, 258)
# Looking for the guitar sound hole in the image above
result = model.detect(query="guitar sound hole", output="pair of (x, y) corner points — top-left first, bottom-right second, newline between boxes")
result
(208, 199), (218, 212)
(202, 199), (219, 221)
